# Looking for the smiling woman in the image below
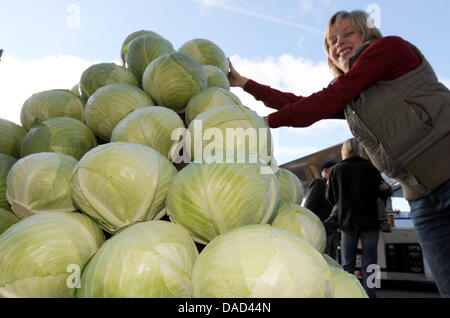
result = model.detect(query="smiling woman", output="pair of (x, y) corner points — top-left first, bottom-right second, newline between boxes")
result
(229, 9), (450, 297)
(324, 11), (382, 76)
(1, 1), (449, 302)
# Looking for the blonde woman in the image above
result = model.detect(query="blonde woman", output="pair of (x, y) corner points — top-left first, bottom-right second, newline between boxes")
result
(326, 138), (383, 298)
(229, 10), (450, 297)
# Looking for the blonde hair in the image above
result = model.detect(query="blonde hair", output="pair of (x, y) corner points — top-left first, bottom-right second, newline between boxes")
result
(341, 138), (363, 159)
(324, 10), (383, 77)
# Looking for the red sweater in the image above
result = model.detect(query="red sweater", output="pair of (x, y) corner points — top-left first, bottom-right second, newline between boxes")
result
(244, 36), (422, 128)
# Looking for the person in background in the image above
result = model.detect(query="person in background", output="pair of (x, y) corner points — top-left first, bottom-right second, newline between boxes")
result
(326, 138), (382, 298)
(304, 160), (340, 260)
(327, 177), (393, 231)
(228, 10), (450, 297)
(378, 181), (393, 232)
(305, 161), (337, 222)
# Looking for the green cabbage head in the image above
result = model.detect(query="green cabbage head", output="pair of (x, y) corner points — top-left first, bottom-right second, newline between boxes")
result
(0, 119), (27, 158)
(70, 142), (177, 234)
(186, 105), (273, 163)
(85, 83), (154, 141)
(111, 106), (185, 159)
(185, 87), (241, 124)
(322, 253), (368, 298)
(125, 35), (175, 84)
(178, 38), (229, 74)
(80, 63), (138, 99)
(142, 52), (207, 113)
(204, 65), (230, 89)
(20, 89), (85, 131)
(330, 268), (368, 298)
(0, 212), (105, 297)
(166, 151), (279, 244)
(71, 83), (82, 96)
(275, 168), (305, 205)
(271, 203), (326, 253)
(76, 220), (198, 298)
(191, 224), (334, 298)
(0, 154), (17, 209)
(120, 30), (163, 66)
(20, 117), (97, 160)
(6, 152), (78, 219)
(71, 83), (88, 103)
(0, 208), (19, 235)
(323, 253), (343, 270)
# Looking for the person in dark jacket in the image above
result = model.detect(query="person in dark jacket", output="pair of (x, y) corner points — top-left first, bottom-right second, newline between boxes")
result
(305, 161), (340, 260)
(326, 139), (382, 298)
(305, 161), (337, 222)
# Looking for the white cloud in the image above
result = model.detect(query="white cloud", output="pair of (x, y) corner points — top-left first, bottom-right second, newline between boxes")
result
(229, 56), (450, 165)
(294, 119), (350, 136)
(439, 77), (450, 89)
(229, 54), (352, 164)
(0, 51), (352, 165)
(0, 54), (101, 124)
(229, 54), (334, 116)
(273, 145), (320, 164)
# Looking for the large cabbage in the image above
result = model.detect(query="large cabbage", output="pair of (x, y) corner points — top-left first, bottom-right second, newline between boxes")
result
(20, 89), (85, 131)
(204, 65), (230, 90)
(70, 142), (177, 233)
(79, 63), (138, 99)
(185, 87), (241, 124)
(323, 253), (343, 270)
(185, 105), (273, 163)
(166, 151), (279, 244)
(142, 52), (207, 113)
(271, 202), (326, 253)
(269, 169), (306, 223)
(0, 208), (19, 235)
(84, 83), (154, 141)
(76, 221), (198, 298)
(71, 83), (82, 96)
(6, 152), (78, 218)
(0, 119), (27, 158)
(0, 212), (105, 297)
(191, 224), (334, 298)
(20, 117), (97, 160)
(125, 35), (175, 84)
(111, 106), (185, 159)
(330, 268), (368, 298)
(275, 168), (305, 205)
(120, 30), (163, 66)
(0, 154), (17, 209)
(71, 83), (88, 103)
(178, 38), (229, 74)
(323, 248), (368, 298)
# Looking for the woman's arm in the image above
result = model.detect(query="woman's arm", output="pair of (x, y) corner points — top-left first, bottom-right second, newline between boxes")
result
(266, 36), (421, 128)
(228, 59), (306, 110)
(243, 79), (306, 110)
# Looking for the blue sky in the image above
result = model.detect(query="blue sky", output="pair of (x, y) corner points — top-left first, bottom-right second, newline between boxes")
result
(1, 0), (449, 166)
(2, 0), (449, 76)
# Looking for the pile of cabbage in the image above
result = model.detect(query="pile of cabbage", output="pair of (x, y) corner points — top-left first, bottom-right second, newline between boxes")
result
(0, 30), (367, 298)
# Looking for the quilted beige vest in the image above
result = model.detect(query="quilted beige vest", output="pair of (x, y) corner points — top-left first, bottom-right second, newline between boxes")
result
(344, 40), (450, 200)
